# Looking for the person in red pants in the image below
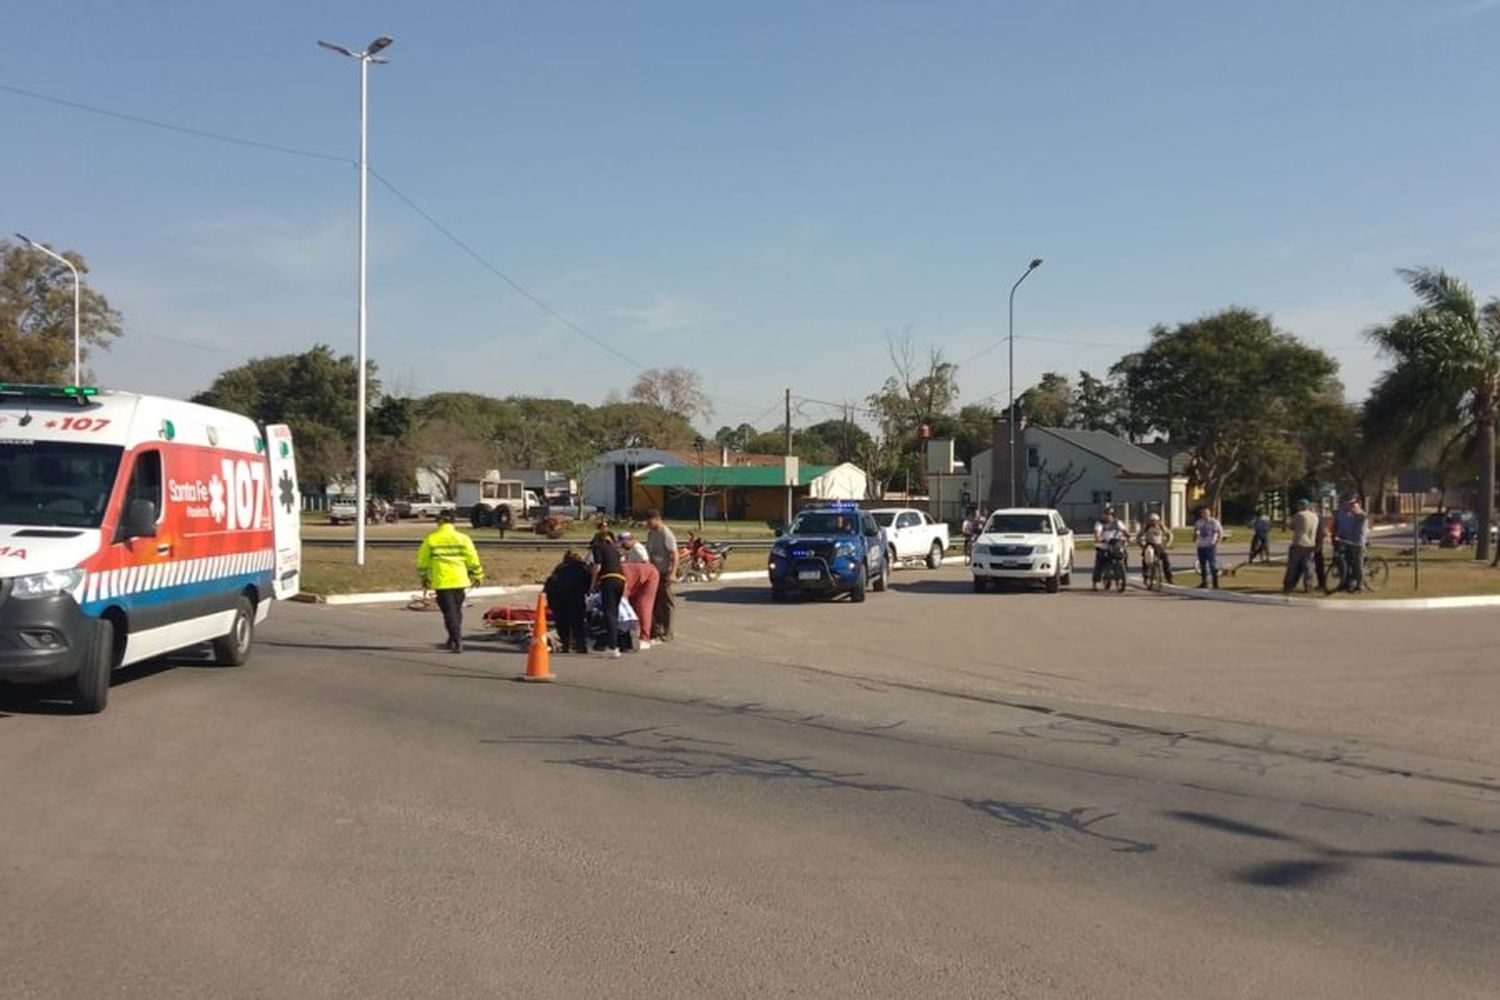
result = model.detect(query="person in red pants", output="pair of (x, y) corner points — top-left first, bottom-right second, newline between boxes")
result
(621, 560), (660, 650)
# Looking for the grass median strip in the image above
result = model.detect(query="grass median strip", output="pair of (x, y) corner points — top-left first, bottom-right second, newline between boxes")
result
(1212, 546), (1500, 600)
(299, 545), (561, 596)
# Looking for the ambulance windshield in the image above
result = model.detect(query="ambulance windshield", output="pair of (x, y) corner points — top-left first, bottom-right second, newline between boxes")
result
(0, 440), (124, 529)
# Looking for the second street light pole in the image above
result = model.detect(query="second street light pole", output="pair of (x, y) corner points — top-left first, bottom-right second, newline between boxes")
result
(15, 233), (81, 385)
(1007, 258), (1043, 507)
(320, 35), (392, 567)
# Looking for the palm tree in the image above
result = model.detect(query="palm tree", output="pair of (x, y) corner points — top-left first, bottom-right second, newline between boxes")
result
(1365, 268), (1500, 563)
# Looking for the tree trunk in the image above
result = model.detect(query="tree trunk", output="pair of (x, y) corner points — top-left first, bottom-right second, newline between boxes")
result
(1481, 409), (1496, 564)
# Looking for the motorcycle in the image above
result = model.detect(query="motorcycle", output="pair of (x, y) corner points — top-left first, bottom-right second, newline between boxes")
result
(1140, 542), (1164, 592)
(676, 536), (732, 582)
(1095, 537), (1128, 592)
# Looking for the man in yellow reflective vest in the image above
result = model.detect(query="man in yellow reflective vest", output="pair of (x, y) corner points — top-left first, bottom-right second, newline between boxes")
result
(417, 511), (485, 653)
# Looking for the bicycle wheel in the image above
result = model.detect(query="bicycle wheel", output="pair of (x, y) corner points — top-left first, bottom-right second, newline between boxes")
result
(1327, 557), (1344, 593)
(1363, 555), (1389, 592)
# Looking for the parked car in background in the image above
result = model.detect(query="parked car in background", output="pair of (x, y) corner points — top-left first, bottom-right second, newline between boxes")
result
(1417, 510), (1498, 546)
(329, 496), (359, 525)
(394, 494), (456, 520)
(970, 507), (1075, 593)
(867, 507), (950, 569)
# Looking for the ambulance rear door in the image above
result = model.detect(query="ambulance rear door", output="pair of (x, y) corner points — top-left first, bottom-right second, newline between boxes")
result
(265, 424), (301, 599)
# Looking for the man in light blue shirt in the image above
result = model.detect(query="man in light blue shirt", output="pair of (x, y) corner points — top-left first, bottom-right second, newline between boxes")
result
(1332, 498), (1369, 591)
(1193, 507), (1224, 589)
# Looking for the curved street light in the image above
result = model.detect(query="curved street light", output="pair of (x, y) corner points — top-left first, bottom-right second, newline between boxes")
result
(1007, 258), (1043, 507)
(319, 36), (393, 567)
(15, 233), (82, 386)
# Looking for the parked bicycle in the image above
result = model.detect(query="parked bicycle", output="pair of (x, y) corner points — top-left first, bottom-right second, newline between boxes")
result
(1327, 545), (1389, 593)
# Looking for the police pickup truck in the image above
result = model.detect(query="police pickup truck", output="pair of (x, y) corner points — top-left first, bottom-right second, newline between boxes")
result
(767, 504), (889, 602)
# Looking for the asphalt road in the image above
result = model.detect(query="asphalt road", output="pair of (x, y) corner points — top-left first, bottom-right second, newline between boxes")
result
(3, 566), (1498, 998)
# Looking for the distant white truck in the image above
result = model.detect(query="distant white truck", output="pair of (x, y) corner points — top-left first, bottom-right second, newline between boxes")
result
(456, 472), (542, 529)
(394, 494), (455, 520)
(867, 507), (950, 569)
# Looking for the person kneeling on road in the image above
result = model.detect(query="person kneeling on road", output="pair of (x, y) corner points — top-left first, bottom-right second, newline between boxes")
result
(545, 550), (592, 654)
(417, 511), (484, 654)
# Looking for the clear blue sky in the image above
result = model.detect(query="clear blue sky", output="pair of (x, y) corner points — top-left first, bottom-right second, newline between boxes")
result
(7, 0), (1500, 432)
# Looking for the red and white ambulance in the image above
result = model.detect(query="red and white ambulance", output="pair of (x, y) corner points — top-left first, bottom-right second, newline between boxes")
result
(0, 384), (301, 712)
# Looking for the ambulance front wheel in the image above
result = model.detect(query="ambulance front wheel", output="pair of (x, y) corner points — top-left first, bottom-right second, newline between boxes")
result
(213, 597), (255, 667)
(73, 618), (114, 714)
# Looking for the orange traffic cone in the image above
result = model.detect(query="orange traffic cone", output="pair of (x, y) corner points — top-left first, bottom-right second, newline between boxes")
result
(517, 591), (553, 683)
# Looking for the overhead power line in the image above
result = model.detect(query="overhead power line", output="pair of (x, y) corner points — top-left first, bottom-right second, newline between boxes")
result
(2, 81), (648, 371)
(366, 169), (647, 370)
(0, 82), (353, 164)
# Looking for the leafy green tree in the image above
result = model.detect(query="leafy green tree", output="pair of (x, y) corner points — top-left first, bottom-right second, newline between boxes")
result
(799, 418), (875, 464)
(1, 239), (123, 383)
(193, 345), (370, 493)
(1365, 268), (1500, 562)
(866, 332), (960, 491)
(952, 404), (998, 466)
(714, 423), (758, 453)
(1017, 373), (1071, 426)
(1071, 370), (1128, 433)
(1115, 309), (1339, 511)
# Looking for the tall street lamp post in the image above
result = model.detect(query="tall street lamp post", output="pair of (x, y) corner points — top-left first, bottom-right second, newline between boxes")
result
(695, 435), (707, 531)
(319, 34), (392, 567)
(15, 233), (82, 386)
(1008, 257), (1043, 507)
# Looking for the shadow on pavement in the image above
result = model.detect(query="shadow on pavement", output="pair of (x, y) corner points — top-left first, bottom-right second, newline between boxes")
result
(0, 650), (214, 716)
(679, 585), (778, 605)
(1166, 809), (1497, 888)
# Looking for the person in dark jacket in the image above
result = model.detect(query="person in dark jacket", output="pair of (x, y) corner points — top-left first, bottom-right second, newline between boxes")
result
(544, 550), (592, 654)
(589, 527), (626, 659)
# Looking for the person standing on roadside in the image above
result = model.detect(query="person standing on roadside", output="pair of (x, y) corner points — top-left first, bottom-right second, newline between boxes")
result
(1283, 499), (1318, 593)
(1193, 506), (1223, 588)
(590, 525), (627, 659)
(1333, 497), (1370, 592)
(644, 509), (679, 641)
(417, 511), (484, 654)
(618, 530), (650, 564)
(1249, 508), (1271, 564)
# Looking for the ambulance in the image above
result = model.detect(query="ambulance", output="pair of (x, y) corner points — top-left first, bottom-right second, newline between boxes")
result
(0, 384), (301, 712)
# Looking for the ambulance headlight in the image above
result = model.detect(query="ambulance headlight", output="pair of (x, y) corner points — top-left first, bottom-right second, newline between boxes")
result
(10, 569), (84, 600)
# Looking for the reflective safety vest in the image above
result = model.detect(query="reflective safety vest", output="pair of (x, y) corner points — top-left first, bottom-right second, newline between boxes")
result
(417, 523), (484, 590)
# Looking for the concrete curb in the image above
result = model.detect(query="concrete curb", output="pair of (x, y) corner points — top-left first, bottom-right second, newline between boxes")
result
(313, 554), (972, 602)
(1142, 580), (1500, 611)
(322, 583), (542, 607)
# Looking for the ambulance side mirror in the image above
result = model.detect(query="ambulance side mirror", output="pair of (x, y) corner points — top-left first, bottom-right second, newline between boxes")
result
(122, 499), (158, 540)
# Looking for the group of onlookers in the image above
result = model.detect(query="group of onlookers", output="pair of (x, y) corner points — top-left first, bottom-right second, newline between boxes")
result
(1091, 499), (1372, 594)
(416, 507), (686, 657)
(1283, 496), (1369, 594)
(546, 508), (681, 658)
(1094, 505), (1227, 589)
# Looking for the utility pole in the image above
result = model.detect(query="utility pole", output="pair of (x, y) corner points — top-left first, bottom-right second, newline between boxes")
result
(784, 388), (793, 526)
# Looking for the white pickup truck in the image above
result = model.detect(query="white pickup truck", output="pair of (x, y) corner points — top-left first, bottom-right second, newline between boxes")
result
(867, 507), (950, 569)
